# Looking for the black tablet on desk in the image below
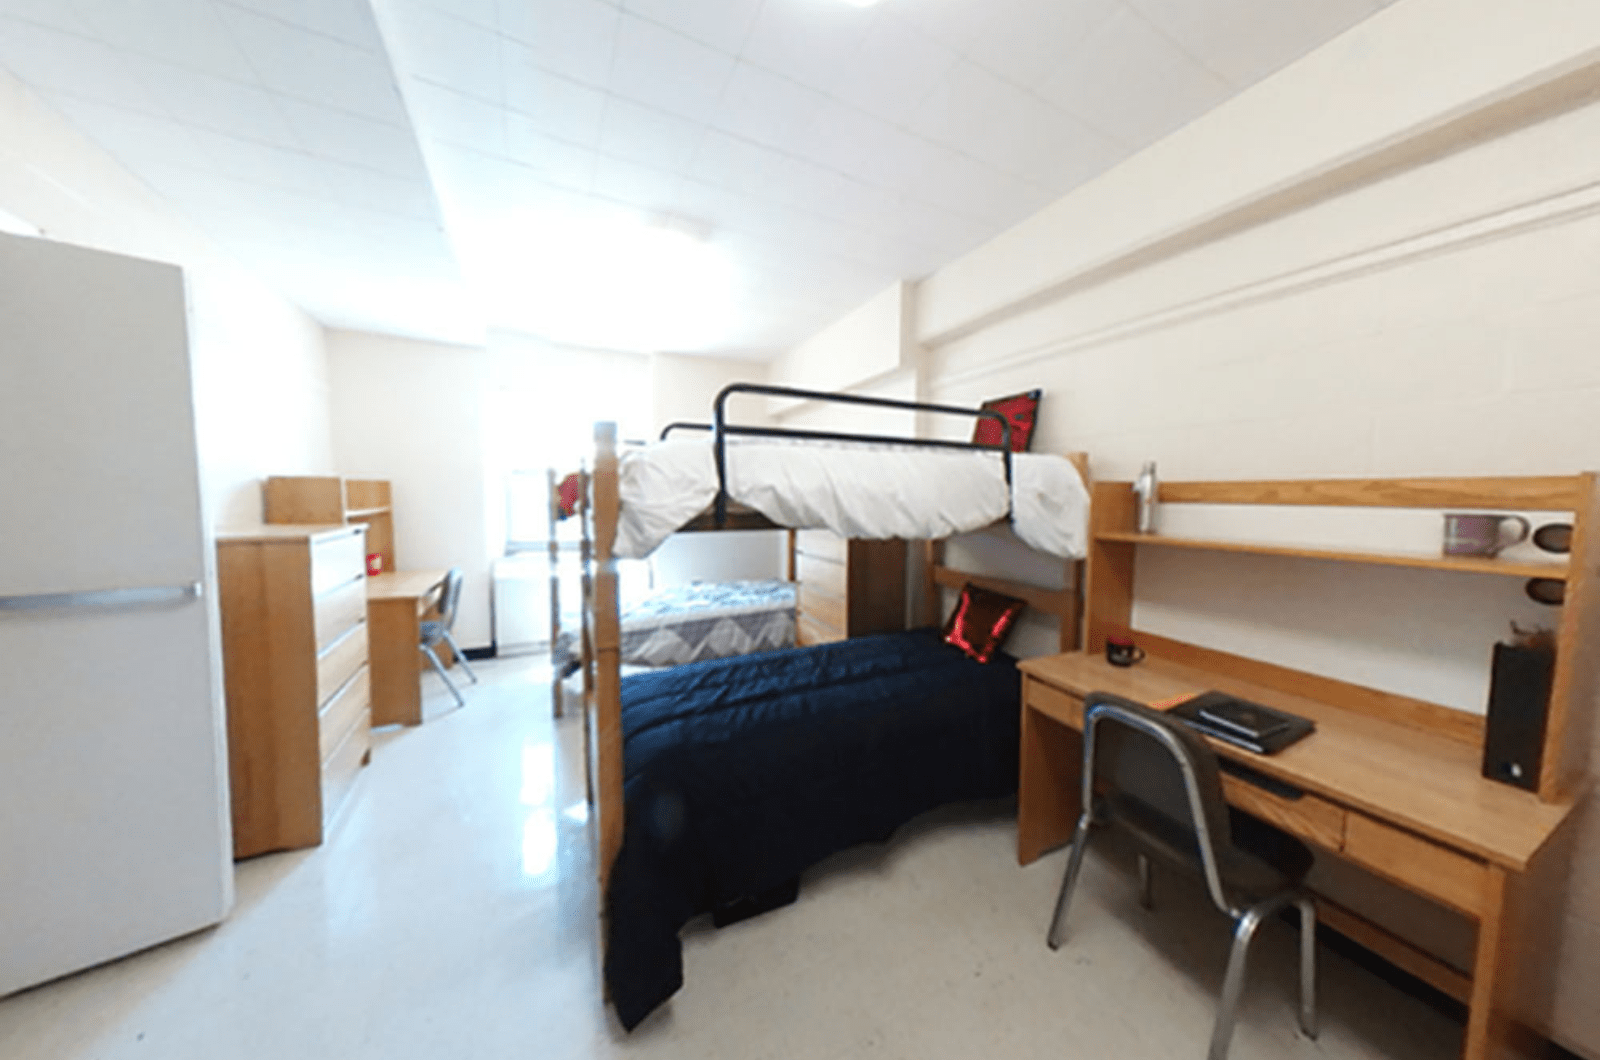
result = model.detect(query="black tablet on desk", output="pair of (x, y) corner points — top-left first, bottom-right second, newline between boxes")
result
(1167, 691), (1315, 755)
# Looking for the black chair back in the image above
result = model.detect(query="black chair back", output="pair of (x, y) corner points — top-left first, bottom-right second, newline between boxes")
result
(436, 568), (465, 630)
(1082, 693), (1233, 911)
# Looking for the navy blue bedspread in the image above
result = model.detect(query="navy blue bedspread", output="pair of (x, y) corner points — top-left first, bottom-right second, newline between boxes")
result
(604, 628), (1021, 1029)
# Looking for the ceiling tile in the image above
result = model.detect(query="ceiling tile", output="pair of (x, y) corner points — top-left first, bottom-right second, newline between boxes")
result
(1128, 0), (1382, 84)
(217, 0), (385, 50)
(740, 0), (873, 89)
(886, 0), (997, 55)
(962, 0), (1122, 89)
(217, 6), (410, 123)
(506, 115), (600, 190)
(0, 0), (91, 34)
(712, 63), (828, 154)
(590, 155), (684, 208)
(318, 159), (443, 220)
(414, 0), (499, 31)
(383, 1), (503, 102)
(503, 43), (607, 145)
(49, 98), (211, 167)
(0, 18), (165, 112)
(609, 14), (735, 121)
(406, 80), (507, 154)
(826, 14), (957, 126)
(171, 125), (337, 198)
(598, 96), (704, 173)
(620, 0), (758, 56)
(689, 130), (783, 192)
(75, 0), (253, 81)
(124, 56), (304, 149)
(497, 0), (619, 89)
(274, 98), (430, 177)
(1036, 6), (1232, 148)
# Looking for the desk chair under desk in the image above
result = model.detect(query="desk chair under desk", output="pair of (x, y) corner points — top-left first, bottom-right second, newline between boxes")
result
(1019, 473), (1598, 1060)
(366, 569), (451, 727)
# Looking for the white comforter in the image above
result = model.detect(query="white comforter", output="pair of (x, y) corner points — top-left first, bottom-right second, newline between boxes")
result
(614, 438), (1089, 560)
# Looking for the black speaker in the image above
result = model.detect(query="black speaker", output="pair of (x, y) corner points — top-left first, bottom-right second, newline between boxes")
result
(1481, 641), (1555, 791)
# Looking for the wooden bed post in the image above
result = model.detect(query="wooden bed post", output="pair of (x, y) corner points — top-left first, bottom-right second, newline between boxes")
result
(589, 424), (625, 900)
(920, 540), (945, 627)
(547, 468), (563, 718)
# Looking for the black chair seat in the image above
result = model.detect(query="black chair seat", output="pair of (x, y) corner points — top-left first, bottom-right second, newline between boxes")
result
(1106, 794), (1314, 905)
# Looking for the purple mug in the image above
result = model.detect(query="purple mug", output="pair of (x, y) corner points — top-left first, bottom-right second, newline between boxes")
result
(1442, 513), (1530, 557)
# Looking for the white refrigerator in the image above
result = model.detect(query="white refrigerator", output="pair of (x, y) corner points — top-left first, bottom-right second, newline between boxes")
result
(0, 232), (232, 996)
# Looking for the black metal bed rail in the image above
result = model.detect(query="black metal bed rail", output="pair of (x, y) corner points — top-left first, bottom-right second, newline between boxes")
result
(701, 382), (1013, 528)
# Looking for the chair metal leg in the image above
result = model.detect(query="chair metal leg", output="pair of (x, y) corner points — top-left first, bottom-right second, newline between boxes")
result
(1208, 891), (1298, 1060)
(1137, 852), (1154, 910)
(440, 630), (479, 684)
(1296, 895), (1319, 1040)
(1046, 814), (1094, 950)
(421, 644), (466, 708)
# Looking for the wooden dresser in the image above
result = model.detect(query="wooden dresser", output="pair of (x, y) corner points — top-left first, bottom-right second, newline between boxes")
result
(793, 530), (907, 645)
(217, 524), (373, 859)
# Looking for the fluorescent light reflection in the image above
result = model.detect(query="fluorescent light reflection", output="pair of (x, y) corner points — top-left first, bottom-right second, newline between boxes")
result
(476, 213), (735, 352)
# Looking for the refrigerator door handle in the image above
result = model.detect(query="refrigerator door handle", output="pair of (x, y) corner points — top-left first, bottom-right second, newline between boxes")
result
(0, 581), (204, 612)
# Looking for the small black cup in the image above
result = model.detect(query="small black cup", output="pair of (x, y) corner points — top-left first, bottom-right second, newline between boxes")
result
(1106, 638), (1145, 667)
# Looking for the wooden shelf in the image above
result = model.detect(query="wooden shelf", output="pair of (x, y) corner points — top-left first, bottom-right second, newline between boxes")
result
(1095, 530), (1568, 581)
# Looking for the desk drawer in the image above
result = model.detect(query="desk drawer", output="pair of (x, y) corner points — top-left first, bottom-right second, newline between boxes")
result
(799, 582), (847, 634)
(1221, 774), (1345, 852)
(318, 665), (370, 763)
(316, 622), (368, 706)
(314, 577), (367, 650)
(795, 529), (846, 563)
(1342, 813), (1489, 919)
(1025, 677), (1085, 728)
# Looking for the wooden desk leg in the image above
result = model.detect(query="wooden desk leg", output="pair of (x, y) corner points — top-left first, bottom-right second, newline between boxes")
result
(368, 599), (423, 727)
(1017, 704), (1082, 866)
(1461, 867), (1508, 1060)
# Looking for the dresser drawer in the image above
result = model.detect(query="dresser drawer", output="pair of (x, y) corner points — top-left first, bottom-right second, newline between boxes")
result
(310, 530), (366, 595)
(320, 707), (371, 830)
(318, 665), (370, 763)
(795, 529), (846, 563)
(797, 551), (847, 599)
(1024, 677), (1085, 727)
(314, 576), (367, 651)
(798, 612), (843, 647)
(1342, 813), (1489, 918)
(316, 622), (368, 706)
(799, 582), (847, 633)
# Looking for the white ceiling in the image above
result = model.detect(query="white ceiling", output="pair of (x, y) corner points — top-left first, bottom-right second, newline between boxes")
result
(0, 0), (1392, 357)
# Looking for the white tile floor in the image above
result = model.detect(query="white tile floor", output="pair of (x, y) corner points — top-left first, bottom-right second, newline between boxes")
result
(0, 656), (1464, 1059)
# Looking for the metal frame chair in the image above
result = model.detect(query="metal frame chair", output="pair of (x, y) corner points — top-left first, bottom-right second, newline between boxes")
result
(1047, 693), (1318, 1060)
(421, 568), (479, 707)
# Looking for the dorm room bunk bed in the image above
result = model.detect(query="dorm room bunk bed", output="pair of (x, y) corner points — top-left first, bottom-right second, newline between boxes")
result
(576, 384), (1092, 1029)
(545, 466), (798, 718)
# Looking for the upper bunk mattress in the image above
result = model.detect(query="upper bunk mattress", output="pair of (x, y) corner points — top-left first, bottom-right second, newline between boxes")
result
(615, 438), (1089, 560)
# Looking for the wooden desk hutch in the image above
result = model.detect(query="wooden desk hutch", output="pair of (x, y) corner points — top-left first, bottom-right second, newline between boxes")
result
(1017, 474), (1598, 1060)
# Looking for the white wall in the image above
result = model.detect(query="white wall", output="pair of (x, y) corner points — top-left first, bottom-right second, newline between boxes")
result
(0, 69), (334, 534)
(325, 330), (495, 649)
(647, 352), (786, 586)
(892, 0), (1600, 1051)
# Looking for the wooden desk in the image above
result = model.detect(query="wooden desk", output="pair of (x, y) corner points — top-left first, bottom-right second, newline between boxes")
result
(1018, 650), (1575, 1060)
(366, 569), (448, 727)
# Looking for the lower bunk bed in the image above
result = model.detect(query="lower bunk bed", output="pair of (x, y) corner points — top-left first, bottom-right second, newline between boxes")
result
(580, 386), (1091, 1029)
(605, 627), (1025, 1027)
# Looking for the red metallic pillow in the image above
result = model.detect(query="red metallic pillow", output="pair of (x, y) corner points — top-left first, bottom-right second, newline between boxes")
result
(971, 389), (1041, 453)
(943, 583), (1026, 664)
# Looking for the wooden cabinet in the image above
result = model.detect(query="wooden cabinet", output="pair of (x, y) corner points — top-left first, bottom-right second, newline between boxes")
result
(217, 525), (373, 859)
(793, 530), (907, 645)
(264, 475), (394, 574)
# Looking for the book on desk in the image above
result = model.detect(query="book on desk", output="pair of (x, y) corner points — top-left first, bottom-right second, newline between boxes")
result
(1165, 691), (1316, 755)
